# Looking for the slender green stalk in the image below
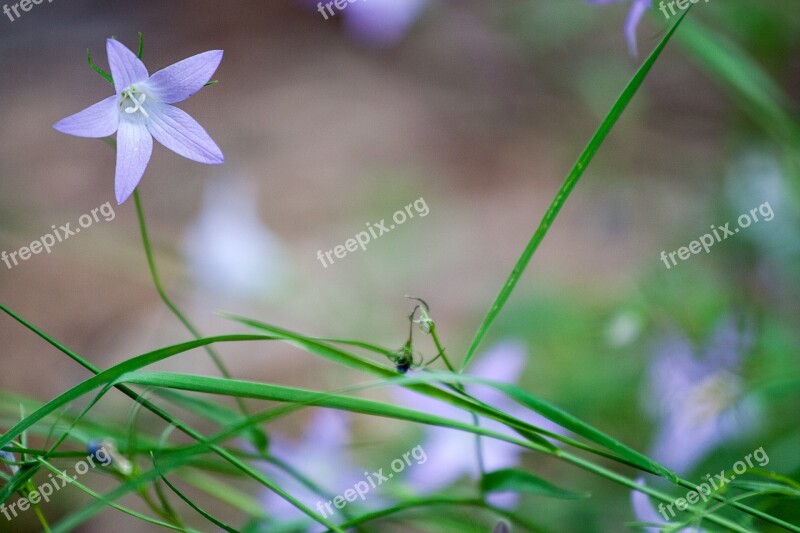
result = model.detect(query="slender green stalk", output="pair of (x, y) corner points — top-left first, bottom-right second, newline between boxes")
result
(460, 9), (690, 371)
(132, 190), (254, 422)
(429, 323), (487, 479)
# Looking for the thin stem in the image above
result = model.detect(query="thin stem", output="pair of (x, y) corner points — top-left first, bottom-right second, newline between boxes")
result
(132, 191), (256, 436)
(428, 321), (488, 485)
(429, 324), (487, 478)
(33, 502), (52, 533)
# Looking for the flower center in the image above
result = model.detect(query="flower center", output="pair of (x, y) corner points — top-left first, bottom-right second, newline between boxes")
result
(120, 87), (150, 118)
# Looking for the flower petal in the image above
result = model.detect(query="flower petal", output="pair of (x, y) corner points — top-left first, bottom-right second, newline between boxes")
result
(147, 105), (224, 164)
(146, 50), (223, 104)
(624, 0), (651, 57)
(53, 96), (119, 138)
(107, 39), (149, 94)
(115, 119), (153, 204)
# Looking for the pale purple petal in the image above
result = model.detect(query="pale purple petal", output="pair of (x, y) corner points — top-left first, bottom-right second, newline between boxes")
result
(624, 0), (651, 57)
(343, 0), (428, 46)
(147, 105), (224, 164)
(585, 0), (651, 56)
(147, 50), (223, 104)
(469, 341), (527, 407)
(631, 478), (708, 532)
(643, 319), (758, 474)
(630, 479), (664, 532)
(107, 39), (149, 94)
(393, 341), (567, 504)
(53, 96), (119, 138)
(115, 119), (153, 204)
(259, 410), (368, 523)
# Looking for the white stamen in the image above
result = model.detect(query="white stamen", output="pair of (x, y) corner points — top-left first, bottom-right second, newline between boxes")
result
(123, 91), (149, 118)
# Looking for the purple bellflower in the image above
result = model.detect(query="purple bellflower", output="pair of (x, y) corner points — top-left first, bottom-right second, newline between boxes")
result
(302, 0), (429, 46)
(644, 319), (759, 475)
(342, 0), (429, 46)
(587, 0), (651, 56)
(393, 341), (567, 508)
(259, 409), (366, 528)
(54, 39), (224, 204)
(628, 320), (756, 530)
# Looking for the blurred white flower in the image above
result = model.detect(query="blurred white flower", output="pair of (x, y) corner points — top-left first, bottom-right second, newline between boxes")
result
(725, 148), (800, 259)
(606, 311), (643, 348)
(184, 175), (286, 299)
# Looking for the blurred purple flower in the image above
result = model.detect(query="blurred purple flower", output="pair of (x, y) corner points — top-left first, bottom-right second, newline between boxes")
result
(260, 409), (363, 528)
(0, 450), (18, 476)
(342, 0), (429, 46)
(587, 0), (651, 56)
(631, 478), (707, 532)
(393, 341), (567, 509)
(53, 39), (224, 204)
(644, 318), (760, 474)
(301, 0), (429, 46)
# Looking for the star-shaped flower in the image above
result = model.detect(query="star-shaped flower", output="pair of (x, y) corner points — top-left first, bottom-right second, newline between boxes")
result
(54, 39), (224, 204)
(587, 0), (651, 57)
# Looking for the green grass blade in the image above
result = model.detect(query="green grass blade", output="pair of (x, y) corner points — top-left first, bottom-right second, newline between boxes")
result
(36, 457), (192, 532)
(677, 19), (800, 154)
(114, 371), (554, 455)
(153, 455), (239, 533)
(225, 315), (557, 451)
(481, 468), (590, 500)
(460, 10), (691, 371)
(0, 335), (271, 450)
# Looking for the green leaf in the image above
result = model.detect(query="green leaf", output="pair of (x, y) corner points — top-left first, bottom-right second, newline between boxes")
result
(676, 19), (800, 159)
(0, 334), (343, 532)
(154, 455), (240, 533)
(86, 48), (114, 85)
(114, 371), (553, 455)
(460, 9), (691, 370)
(481, 468), (590, 500)
(225, 315), (557, 452)
(0, 334), (272, 451)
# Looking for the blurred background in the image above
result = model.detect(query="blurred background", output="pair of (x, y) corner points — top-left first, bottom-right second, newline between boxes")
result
(0, 0), (798, 531)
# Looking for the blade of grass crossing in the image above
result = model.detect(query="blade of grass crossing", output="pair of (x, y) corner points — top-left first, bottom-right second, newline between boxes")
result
(460, 10), (691, 370)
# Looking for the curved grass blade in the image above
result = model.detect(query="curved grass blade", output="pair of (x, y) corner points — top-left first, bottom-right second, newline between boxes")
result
(0, 335), (271, 450)
(36, 457), (192, 532)
(0, 334), (342, 532)
(153, 453), (239, 533)
(481, 468), (590, 500)
(114, 371), (554, 455)
(676, 19), (800, 161)
(225, 315), (557, 451)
